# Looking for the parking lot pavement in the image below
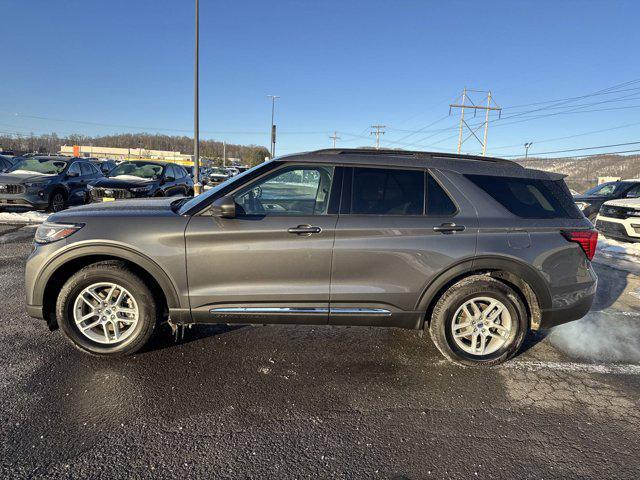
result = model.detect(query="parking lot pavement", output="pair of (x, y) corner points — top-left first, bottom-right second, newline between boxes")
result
(1, 230), (639, 479)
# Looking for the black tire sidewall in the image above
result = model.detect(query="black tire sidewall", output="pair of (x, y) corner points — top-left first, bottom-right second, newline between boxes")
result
(48, 190), (66, 212)
(431, 278), (528, 366)
(57, 268), (155, 355)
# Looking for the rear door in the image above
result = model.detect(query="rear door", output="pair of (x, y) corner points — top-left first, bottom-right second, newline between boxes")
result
(329, 167), (478, 327)
(185, 163), (341, 324)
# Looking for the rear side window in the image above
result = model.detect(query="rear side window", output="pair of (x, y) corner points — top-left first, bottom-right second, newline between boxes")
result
(427, 173), (457, 215)
(351, 167), (424, 215)
(466, 174), (581, 219)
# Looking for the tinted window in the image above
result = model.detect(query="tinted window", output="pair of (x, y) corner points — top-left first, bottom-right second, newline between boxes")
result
(427, 173), (457, 215)
(625, 184), (640, 198)
(108, 161), (163, 179)
(467, 174), (581, 219)
(174, 165), (187, 178)
(351, 167), (424, 215)
(234, 166), (334, 216)
(166, 165), (177, 179)
(80, 163), (94, 176)
(67, 162), (82, 175)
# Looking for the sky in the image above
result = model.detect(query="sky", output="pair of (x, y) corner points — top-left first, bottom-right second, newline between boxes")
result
(3, 0), (640, 158)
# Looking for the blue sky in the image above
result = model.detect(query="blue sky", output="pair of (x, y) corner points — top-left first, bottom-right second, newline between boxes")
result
(3, 0), (640, 157)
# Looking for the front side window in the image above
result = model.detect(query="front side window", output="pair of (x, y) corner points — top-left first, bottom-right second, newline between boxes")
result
(234, 166), (334, 216)
(67, 162), (82, 176)
(351, 167), (424, 215)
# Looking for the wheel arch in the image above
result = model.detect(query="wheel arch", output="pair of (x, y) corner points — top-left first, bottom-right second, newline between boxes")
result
(37, 245), (181, 330)
(416, 256), (552, 331)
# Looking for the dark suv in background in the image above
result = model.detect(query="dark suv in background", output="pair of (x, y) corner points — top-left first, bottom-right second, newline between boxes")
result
(0, 156), (103, 212)
(573, 180), (640, 222)
(88, 160), (194, 202)
(26, 149), (597, 366)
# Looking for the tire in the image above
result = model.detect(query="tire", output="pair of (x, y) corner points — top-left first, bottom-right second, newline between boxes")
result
(56, 261), (157, 356)
(47, 189), (66, 213)
(428, 275), (528, 367)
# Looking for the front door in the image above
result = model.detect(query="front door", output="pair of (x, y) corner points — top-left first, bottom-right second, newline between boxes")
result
(185, 163), (339, 324)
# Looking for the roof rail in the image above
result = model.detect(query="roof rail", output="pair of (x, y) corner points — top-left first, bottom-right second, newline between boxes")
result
(309, 148), (518, 166)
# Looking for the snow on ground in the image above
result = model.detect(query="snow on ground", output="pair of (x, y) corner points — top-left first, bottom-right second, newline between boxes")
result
(596, 235), (640, 260)
(0, 210), (49, 224)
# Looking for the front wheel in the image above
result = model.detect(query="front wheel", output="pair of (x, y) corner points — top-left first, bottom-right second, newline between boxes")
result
(428, 275), (528, 366)
(47, 190), (66, 212)
(56, 261), (157, 356)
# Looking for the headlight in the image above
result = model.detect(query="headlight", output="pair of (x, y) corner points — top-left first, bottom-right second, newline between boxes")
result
(131, 185), (153, 193)
(575, 202), (590, 210)
(87, 184), (95, 191)
(24, 182), (48, 189)
(34, 222), (84, 244)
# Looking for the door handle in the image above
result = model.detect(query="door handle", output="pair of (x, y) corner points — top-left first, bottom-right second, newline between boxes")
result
(433, 222), (465, 234)
(288, 225), (322, 235)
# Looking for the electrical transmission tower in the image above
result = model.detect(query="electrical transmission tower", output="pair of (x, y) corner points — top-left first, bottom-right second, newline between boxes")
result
(370, 125), (386, 149)
(329, 131), (341, 148)
(449, 88), (501, 155)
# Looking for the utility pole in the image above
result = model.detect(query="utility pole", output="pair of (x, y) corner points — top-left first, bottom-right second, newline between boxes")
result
(267, 95), (280, 158)
(193, 0), (202, 195)
(370, 125), (386, 150)
(524, 142), (533, 159)
(329, 131), (341, 148)
(449, 88), (501, 155)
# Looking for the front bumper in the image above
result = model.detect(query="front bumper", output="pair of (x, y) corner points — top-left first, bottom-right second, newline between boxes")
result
(0, 191), (50, 209)
(596, 216), (640, 243)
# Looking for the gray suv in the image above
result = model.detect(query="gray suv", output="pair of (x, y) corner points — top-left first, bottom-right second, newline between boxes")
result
(25, 149), (597, 366)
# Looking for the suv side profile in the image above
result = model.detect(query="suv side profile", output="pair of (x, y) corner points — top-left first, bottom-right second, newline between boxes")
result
(25, 149), (597, 366)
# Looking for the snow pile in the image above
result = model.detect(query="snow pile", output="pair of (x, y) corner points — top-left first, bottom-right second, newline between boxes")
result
(0, 210), (49, 224)
(596, 235), (640, 260)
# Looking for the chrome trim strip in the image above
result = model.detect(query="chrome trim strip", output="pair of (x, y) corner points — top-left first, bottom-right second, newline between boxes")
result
(330, 308), (392, 316)
(210, 307), (328, 314)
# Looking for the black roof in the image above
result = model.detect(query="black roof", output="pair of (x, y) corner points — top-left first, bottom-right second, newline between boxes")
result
(275, 148), (564, 180)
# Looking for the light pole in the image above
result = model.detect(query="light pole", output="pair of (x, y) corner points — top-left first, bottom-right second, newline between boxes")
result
(267, 95), (280, 158)
(193, 0), (202, 195)
(524, 142), (533, 159)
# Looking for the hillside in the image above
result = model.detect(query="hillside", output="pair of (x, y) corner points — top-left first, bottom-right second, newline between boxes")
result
(518, 154), (640, 193)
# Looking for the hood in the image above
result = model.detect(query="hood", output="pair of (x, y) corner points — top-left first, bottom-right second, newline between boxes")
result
(92, 176), (158, 188)
(0, 172), (58, 184)
(602, 197), (640, 208)
(48, 197), (180, 222)
(573, 195), (606, 203)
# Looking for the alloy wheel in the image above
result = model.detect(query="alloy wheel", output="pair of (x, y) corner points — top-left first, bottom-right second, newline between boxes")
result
(450, 296), (513, 356)
(51, 193), (65, 212)
(72, 282), (139, 345)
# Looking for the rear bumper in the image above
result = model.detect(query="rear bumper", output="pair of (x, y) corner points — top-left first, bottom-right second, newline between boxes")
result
(540, 290), (595, 329)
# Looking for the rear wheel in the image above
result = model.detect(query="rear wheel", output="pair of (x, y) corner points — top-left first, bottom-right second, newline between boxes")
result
(428, 275), (528, 366)
(56, 261), (157, 356)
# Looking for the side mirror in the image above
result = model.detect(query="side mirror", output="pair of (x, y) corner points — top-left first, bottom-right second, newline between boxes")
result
(211, 195), (236, 218)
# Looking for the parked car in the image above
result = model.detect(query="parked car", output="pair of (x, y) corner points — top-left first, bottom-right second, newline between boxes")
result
(573, 179), (640, 222)
(208, 167), (230, 185)
(0, 156), (102, 212)
(89, 159), (118, 175)
(87, 160), (194, 202)
(595, 197), (640, 242)
(0, 154), (16, 172)
(26, 148), (596, 366)
(184, 166), (208, 186)
(225, 167), (240, 176)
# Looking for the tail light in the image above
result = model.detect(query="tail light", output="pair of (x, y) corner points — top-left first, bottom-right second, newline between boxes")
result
(561, 229), (598, 261)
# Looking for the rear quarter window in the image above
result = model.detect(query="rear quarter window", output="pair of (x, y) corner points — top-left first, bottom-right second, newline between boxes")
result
(466, 174), (582, 219)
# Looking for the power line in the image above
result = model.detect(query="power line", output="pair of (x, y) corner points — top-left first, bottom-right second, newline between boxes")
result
(501, 140), (640, 158)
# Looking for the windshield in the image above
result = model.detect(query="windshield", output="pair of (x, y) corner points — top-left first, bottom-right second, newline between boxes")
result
(8, 158), (67, 175)
(178, 162), (270, 214)
(107, 161), (164, 180)
(583, 182), (629, 197)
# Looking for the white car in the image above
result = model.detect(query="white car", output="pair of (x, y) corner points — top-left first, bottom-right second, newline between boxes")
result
(595, 197), (640, 242)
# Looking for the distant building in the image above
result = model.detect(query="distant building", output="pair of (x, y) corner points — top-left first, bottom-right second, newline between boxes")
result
(59, 145), (193, 165)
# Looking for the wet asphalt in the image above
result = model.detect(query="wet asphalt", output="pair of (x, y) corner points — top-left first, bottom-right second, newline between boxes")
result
(1, 225), (639, 479)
